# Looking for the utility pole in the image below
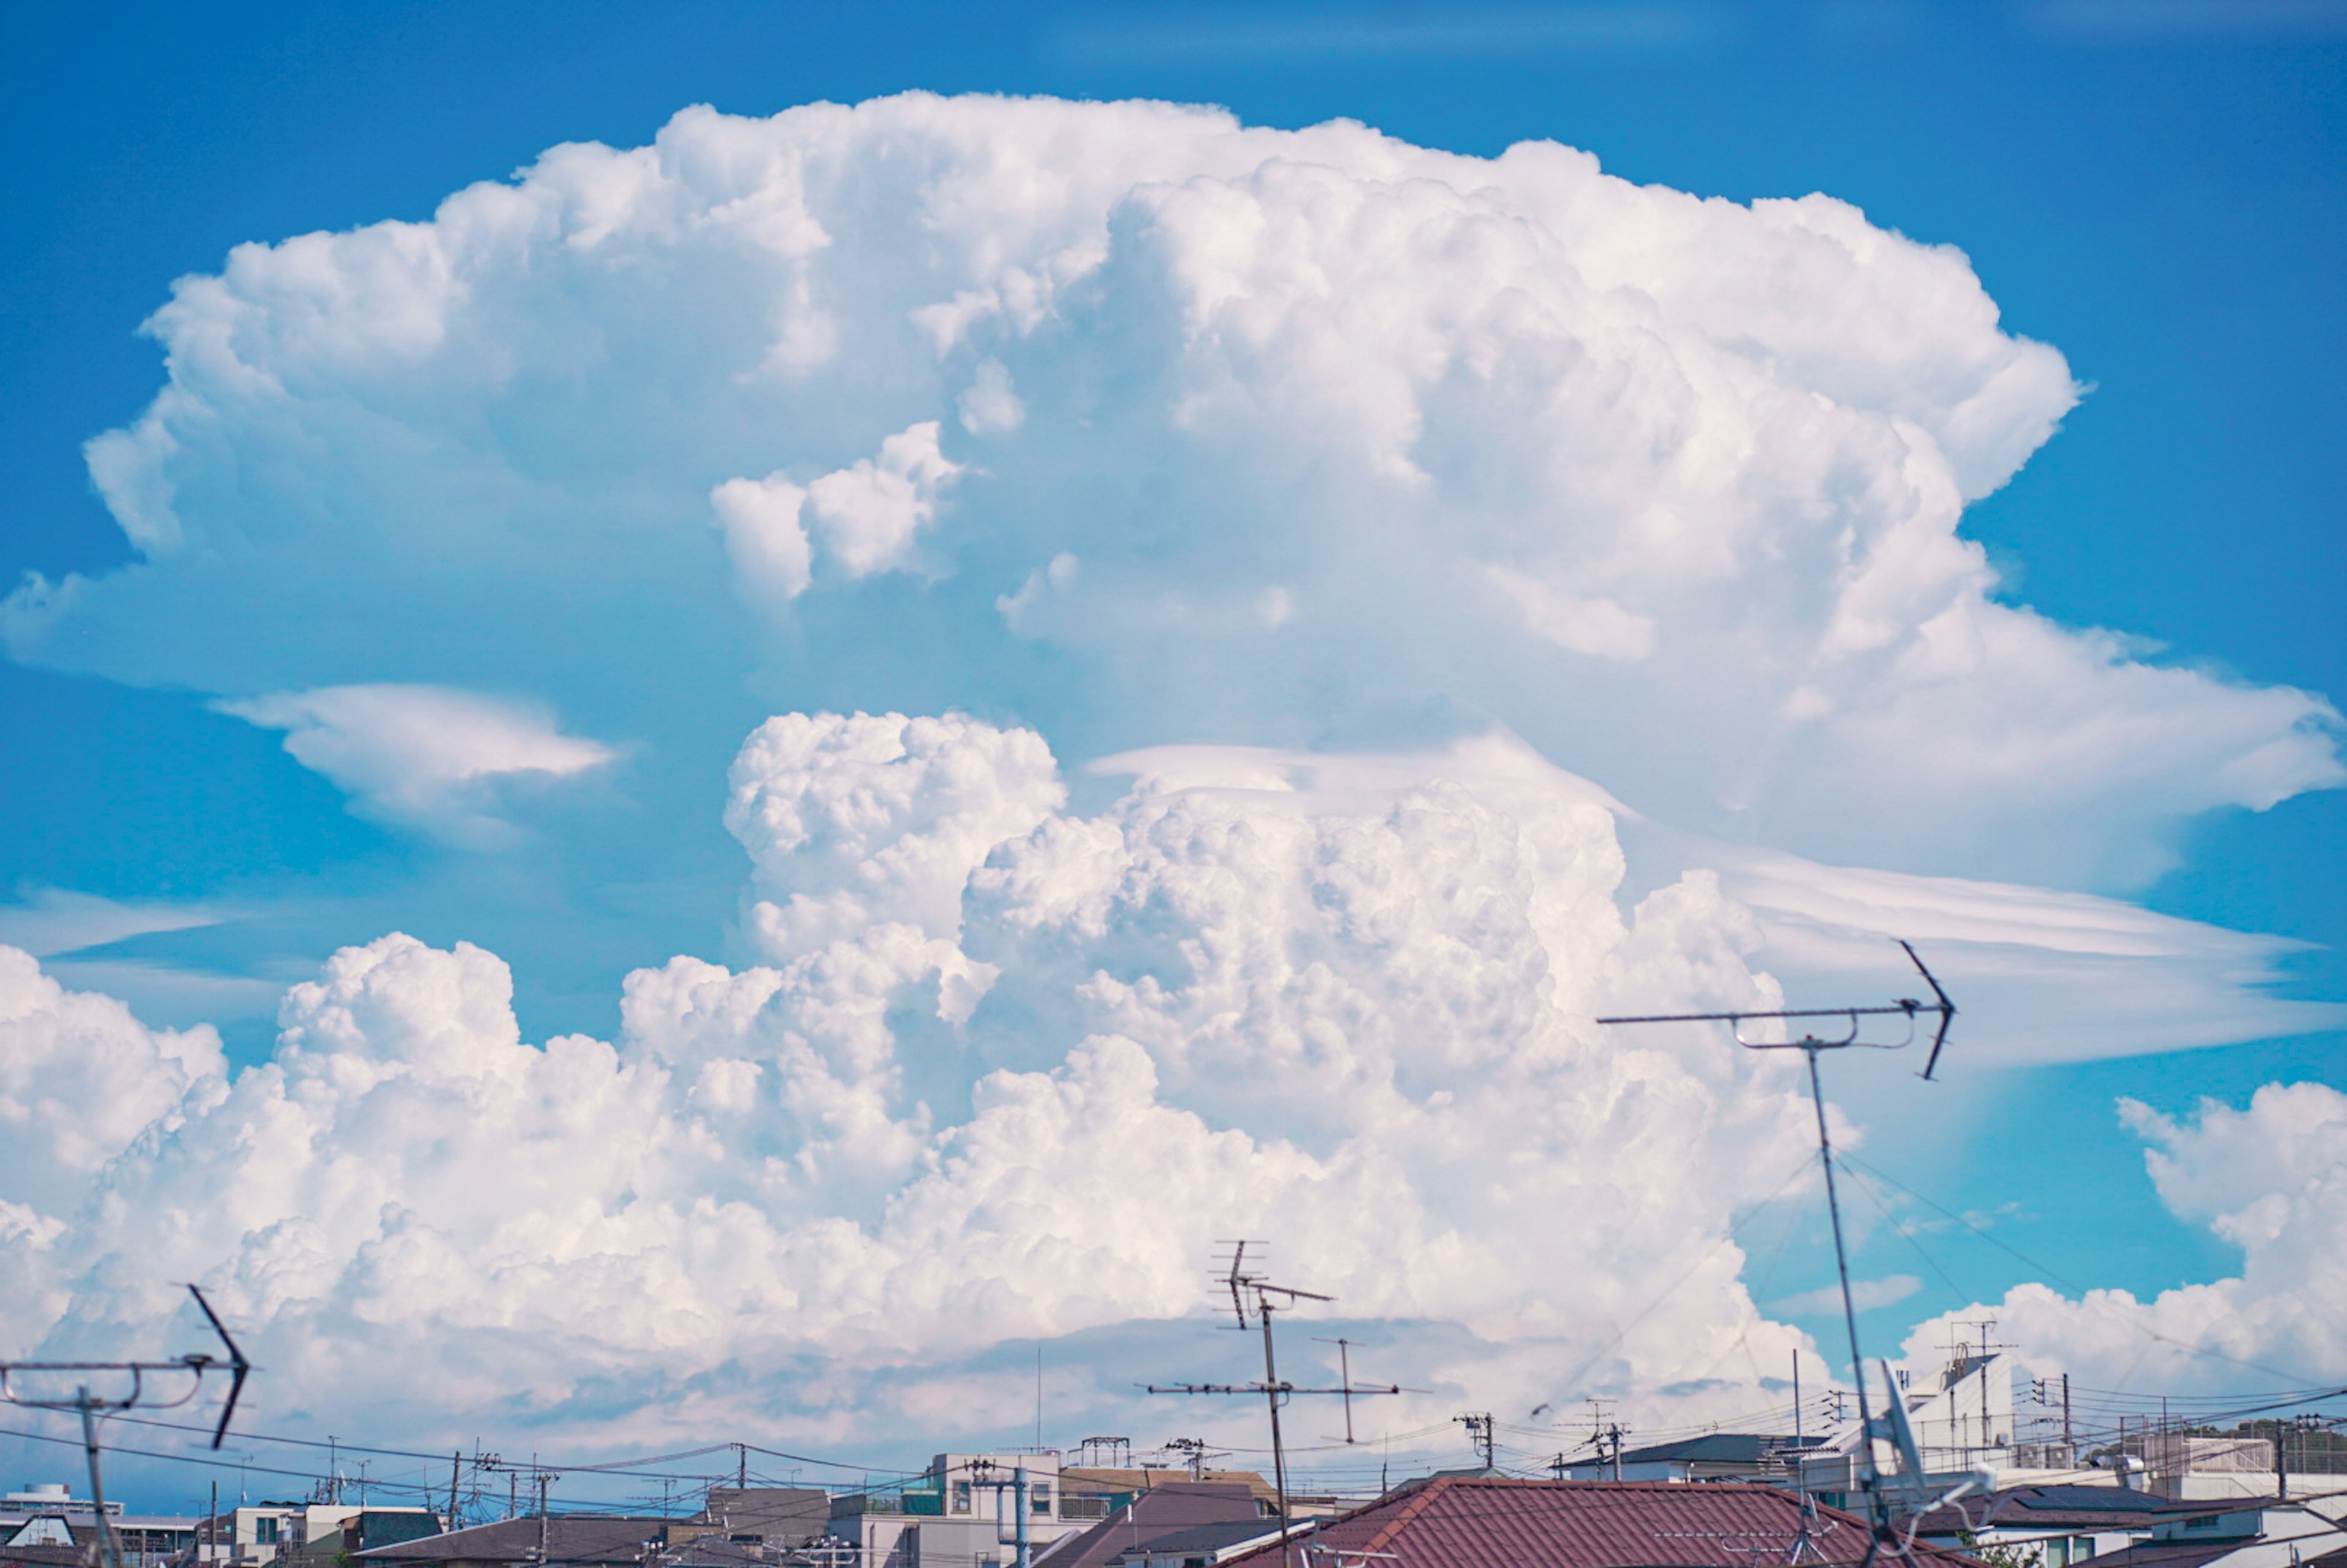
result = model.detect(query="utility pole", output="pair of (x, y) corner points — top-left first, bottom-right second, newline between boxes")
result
(1014, 1467), (1030, 1568)
(1794, 1354), (1802, 1453)
(736, 1443), (747, 1493)
(1582, 1399), (1620, 1482)
(1455, 1414), (1495, 1471)
(449, 1453), (461, 1532)
(209, 1481), (218, 1566)
(2062, 1374), (2073, 1457)
(0, 1286), (251, 1568)
(1261, 1297), (1292, 1541)
(1147, 1244), (1402, 1568)
(533, 1470), (552, 1567)
(1600, 939), (1958, 1561)
(78, 1390), (125, 1568)
(964, 1461), (1035, 1568)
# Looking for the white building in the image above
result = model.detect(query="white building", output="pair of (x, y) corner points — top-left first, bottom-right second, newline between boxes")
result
(5, 1482), (123, 1522)
(1799, 1347), (2018, 1506)
(831, 1454), (1090, 1568)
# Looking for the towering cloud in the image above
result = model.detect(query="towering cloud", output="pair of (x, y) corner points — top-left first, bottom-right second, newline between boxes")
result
(4, 93), (2332, 886)
(1902, 1081), (2347, 1393)
(6, 719), (2341, 1456)
(2, 717), (1826, 1446)
(1, 93), (2338, 1460)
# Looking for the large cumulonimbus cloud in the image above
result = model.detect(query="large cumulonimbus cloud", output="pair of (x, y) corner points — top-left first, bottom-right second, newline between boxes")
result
(4, 709), (2328, 1455)
(2, 714), (1827, 1449)
(2, 92), (2335, 884)
(2, 94), (2341, 1459)
(8, 714), (2340, 1460)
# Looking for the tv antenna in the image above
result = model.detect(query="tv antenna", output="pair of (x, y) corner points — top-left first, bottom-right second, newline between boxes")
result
(1316, 1339), (1393, 1445)
(0, 1284), (252, 1568)
(1597, 940), (1958, 1567)
(1147, 1244), (1403, 1568)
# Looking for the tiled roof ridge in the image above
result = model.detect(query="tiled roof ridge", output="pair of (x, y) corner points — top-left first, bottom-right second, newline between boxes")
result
(1358, 1475), (1459, 1556)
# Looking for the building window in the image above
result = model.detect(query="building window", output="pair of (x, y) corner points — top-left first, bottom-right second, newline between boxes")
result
(1030, 1486), (1051, 1517)
(952, 1482), (971, 1515)
(253, 1521), (279, 1545)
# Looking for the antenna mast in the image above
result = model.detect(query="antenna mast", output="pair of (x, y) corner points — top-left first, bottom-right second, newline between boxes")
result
(1598, 940), (1958, 1566)
(1147, 1244), (1403, 1568)
(0, 1285), (253, 1568)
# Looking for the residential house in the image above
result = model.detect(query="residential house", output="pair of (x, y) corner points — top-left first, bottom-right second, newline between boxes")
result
(1907, 1483), (2271, 1567)
(670, 1491), (832, 1550)
(281, 1510), (447, 1567)
(1058, 1474), (1279, 1519)
(1802, 1350), (2017, 1507)
(1034, 1484), (1271, 1568)
(829, 1454), (1089, 1568)
(1559, 1433), (1827, 1484)
(2084, 1497), (2347, 1568)
(1217, 1476), (1986, 1568)
(356, 1515), (675, 1568)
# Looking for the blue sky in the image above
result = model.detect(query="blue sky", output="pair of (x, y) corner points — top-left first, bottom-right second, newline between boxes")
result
(3, 0), (2344, 1506)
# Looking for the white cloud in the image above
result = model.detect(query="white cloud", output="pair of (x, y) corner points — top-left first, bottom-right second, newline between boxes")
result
(1901, 1081), (2347, 1394)
(0, 713), (1829, 1444)
(723, 709), (1064, 959)
(958, 359), (1026, 435)
(1479, 565), (1657, 662)
(0, 90), (2339, 1449)
(0, 93), (2326, 887)
(4, 714), (2340, 1450)
(1776, 1275), (1921, 1316)
(216, 684), (615, 841)
(711, 472), (814, 601)
(804, 420), (963, 579)
(0, 887), (221, 959)
(1653, 838), (2347, 1065)
(0, 945), (226, 1226)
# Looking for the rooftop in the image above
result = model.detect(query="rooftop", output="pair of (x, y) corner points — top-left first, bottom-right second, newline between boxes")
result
(1910, 1486), (2251, 1536)
(1614, 1433), (1828, 1467)
(358, 1517), (674, 1566)
(1039, 1484), (1266, 1568)
(1219, 1478), (1983, 1568)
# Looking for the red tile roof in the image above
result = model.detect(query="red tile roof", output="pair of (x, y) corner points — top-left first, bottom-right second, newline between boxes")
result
(1220, 1479), (1984, 1568)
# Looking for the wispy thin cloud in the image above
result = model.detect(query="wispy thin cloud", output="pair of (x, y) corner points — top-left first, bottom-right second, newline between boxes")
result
(1774, 1275), (1923, 1316)
(0, 887), (221, 959)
